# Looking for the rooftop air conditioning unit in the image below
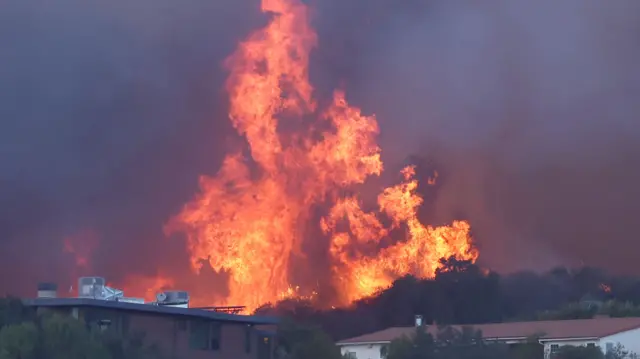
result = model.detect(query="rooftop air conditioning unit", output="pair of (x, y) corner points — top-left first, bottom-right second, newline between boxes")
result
(156, 291), (189, 308)
(78, 277), (123, 301)
(117, 297), (146, 304)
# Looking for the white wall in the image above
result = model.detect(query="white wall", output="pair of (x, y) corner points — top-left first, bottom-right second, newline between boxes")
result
(339, 343), (385, 359)
(601, 327), (640, 357)
(542, 339), (598, 359)
(542, 328), (640, 359)
(340, 328), (640, 359)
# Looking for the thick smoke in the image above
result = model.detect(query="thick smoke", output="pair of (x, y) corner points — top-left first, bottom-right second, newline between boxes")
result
(315, 0), (640, 272)
(0, 0), (265, 295)
(1, 0), (639, 298)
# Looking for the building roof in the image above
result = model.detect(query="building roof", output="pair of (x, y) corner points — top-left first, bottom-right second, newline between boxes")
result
(24, 297), (278, 325)
(337, 317), (640, 345)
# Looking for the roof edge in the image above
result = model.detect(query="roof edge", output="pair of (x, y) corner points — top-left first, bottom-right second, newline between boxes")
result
(23, 298), (279, 325)
(539, 337), (599, 342)
(337, 340), (391, 346)
(336, 319), (640, 345)
(597, 323), (640, 339)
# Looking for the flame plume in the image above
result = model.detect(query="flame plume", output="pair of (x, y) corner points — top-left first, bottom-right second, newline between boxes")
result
(165, 0), (477, 312)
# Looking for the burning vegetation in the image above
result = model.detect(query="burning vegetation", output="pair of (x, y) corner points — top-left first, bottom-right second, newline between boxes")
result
(160, 0), (477, 312)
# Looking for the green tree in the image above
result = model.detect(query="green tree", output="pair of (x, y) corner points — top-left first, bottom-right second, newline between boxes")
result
(101, 330), (164, 359)
(434, 326), (508, 359)
(0, 322), (38, 359)
(0, 298), (34, 329)
(536, 302), (596, 320)
(0, 311), (166, 359)
(276, 319), (342, 359)
(386, 326), (508, 359)
(508, 335), (544, 359)
(386, 326), (435, 359)
(40, 314), (110, 359)
(555, 345), (604, 359)
(600, 300), (640, 318)
(604, 343), (636, 359)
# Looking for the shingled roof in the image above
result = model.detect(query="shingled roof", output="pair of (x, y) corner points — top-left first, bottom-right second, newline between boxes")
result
(337, 317), (640, 344)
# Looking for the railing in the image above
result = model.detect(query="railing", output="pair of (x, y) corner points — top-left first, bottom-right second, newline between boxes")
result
(192, 306), (247, 314)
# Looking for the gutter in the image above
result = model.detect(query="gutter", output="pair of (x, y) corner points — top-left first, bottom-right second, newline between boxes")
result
(336, 341), (391, 346)
(538, 337), (599, 343)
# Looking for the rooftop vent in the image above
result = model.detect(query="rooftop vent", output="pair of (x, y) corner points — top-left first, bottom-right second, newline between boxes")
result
(37, 282), (58, 298)
(415, 315), (423, 327)
(156, 291), (189, 308)
(116, 297), (146, 304)
(78, 277), (123, 301)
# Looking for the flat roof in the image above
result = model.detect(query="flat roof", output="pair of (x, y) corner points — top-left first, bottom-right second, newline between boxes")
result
(24, 297), (278, 325)
(337, 317), (640, 345)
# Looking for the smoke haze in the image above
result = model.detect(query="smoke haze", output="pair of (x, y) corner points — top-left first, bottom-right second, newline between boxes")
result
(317, 0), (640, 272)
(1, 0), (640, 296)
(0, 0), (264, 294)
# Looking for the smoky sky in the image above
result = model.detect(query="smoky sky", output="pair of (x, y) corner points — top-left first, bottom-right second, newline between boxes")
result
(0, 0), (265, 294)
(1, 0), (640, 297)
(330, 0), (640, 272)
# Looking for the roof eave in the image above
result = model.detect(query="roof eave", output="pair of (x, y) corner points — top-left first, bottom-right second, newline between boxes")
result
(337, 335), (606, 346)
(23, 298), (279, 325)
(337, 341), (391, 346)
(538, 337), (600, 342)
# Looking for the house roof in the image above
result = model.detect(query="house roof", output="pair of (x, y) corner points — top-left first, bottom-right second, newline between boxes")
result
(24, 298), (278, 325)
(337, 317), (640, 345)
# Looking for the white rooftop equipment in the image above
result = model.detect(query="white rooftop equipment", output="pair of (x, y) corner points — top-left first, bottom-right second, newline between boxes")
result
(155, 291), (190, 308)
(37, 282), (58, 298)
(77, 276), (124, 301)
(117, 297), (146, 304)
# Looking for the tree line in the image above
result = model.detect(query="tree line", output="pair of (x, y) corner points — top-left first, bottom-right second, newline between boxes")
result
(258, 257), (640, 359)
(259, 257), (640, 341)
(5, 258), (640, 358)
(383, 326), (632, 359)
(275, 320), (634, 359)
(0, 297), (162, 359)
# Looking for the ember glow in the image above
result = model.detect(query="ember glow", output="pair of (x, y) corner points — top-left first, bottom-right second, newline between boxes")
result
(117, 274), (175, 301)
(164, 0), (478, 312)
(63, 229), (98, 270)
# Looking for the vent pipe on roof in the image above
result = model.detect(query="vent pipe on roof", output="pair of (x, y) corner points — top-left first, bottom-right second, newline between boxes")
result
(414, 315), (423, 327)
(155, 291), (189, 308)
(37, 283), (58, 298)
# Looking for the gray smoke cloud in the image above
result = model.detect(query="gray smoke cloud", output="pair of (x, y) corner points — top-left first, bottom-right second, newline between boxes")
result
(324, 0), (640, 273)
(0, 0), (264, 295)
(1, 0), (639, 298)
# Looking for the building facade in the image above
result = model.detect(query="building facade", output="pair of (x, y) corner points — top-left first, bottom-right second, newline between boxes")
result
(25, 297), (277, 359)
(337, 317), (640, 359)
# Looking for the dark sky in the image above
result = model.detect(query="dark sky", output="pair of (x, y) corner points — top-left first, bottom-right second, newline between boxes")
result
(1, 0), (640, 297)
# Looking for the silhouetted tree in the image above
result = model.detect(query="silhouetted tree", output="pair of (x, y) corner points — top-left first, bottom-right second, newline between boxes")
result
(604, 343), (636, 359)
(276, 318), (342, 359)
(40, 313), (110, 359)
(242, 265), (640, 343)
(0, 298), (35, 329)
(0, 301), (165, 359)
(0, 322), (38, 359)
(508, 336), (544, 359)
(536, 302), (597, 320)
(386, 326), (435, 359)
(386, 326), (508, 359)
(554, 345), (604, 359)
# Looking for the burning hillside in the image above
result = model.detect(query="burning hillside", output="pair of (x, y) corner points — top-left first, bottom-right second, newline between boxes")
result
(5, 0), (640, 308)
(162, 0), (477, 312)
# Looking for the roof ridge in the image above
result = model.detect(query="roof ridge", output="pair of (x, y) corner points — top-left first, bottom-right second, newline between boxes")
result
(337, 317), (640, 345)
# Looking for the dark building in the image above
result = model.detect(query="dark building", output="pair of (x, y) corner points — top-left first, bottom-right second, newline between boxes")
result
(24, 297), (278, 359)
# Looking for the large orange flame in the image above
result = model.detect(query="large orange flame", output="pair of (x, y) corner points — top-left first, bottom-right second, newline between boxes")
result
(165, 0), (477, 312)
